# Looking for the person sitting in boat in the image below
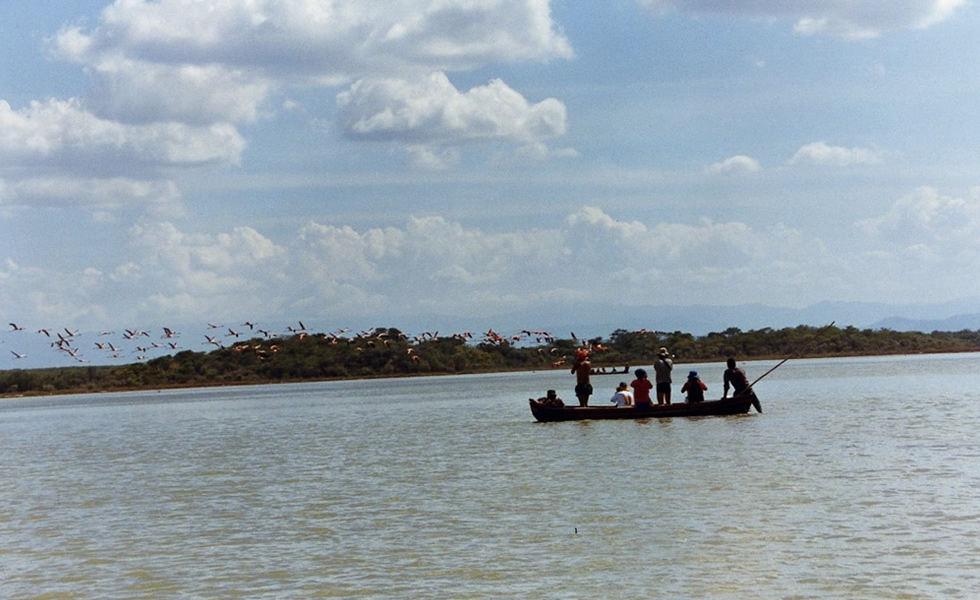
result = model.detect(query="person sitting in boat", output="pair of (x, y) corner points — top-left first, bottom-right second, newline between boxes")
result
(536, 389), (564, 407)
(630, 368), (653, 408)
(609, 381), (633, 407)
(723, 357), (751, 397)
(681, 370), (707, 403)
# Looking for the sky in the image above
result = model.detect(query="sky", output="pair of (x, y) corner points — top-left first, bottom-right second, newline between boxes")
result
(3, 0), (980, 368)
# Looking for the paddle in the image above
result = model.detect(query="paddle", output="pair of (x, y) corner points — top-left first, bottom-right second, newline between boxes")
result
(728, 320), (835, 413)
(746, 320), (836, 389)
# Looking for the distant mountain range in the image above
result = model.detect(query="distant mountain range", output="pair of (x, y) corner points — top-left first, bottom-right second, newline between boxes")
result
(868, 314), (980, 332)
(426, 298), (980, 339)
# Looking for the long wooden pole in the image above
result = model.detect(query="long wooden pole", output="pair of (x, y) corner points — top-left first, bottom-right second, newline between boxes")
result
(747, 321), (836, 389)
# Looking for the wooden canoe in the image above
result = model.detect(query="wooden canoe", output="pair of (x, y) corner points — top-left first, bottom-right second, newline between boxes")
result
(589, 365), (630, 375)
(528, 393), (761, 422)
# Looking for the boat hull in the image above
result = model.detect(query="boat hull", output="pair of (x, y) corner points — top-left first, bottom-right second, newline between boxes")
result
(528, 393), (760, 422)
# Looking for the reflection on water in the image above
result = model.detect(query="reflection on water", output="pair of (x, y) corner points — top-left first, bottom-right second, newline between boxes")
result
(2, 354), (980, 598)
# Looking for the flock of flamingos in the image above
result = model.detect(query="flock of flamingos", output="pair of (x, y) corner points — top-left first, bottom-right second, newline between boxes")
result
(2, 320), (588, 368)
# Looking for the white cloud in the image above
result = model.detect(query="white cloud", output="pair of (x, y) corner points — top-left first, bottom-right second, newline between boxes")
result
(63, 0), (572, 73)
(337, 72), (568, 149)
(637, 0), (966, 38)
(129, 221), (285, 273)
(295, 215), (560, 292)
(41, 1), (575, 173)
(516, 141), (579, 161)
(116, 220), (291, 319)
(94, 61), (273, 126)
(52, 0), (572, 124)
(707, 155), (761, 175)
(405, 145), (461, 170)
(4, 200), (978, 339)
(0, 177), (183, 215)
(845, 187), (980, 300)
(560, 207), (770, 296)
(857, 186), (980, 247)
(789, 142), (885, 167)
(0, 98), (245, 170)
(0, 97), (241, 212)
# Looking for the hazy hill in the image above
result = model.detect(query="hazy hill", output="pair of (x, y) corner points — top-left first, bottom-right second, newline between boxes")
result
(869, 313), (980, 332)
(452, 298), (980, 340)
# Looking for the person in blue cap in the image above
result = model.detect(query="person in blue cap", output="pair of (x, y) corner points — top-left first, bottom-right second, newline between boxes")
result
(681, 370), (707, 403)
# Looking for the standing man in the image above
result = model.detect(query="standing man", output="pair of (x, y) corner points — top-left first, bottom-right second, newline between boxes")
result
(654, 347), (673, 405)
(571, 349), (593, 406)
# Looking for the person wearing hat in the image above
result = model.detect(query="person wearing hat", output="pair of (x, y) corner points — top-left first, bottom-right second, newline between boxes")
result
(570, 349), (593, 406)
(653, 347), (673, 405)
(681, 370), (707, 403)
(609, 381), (633, 407)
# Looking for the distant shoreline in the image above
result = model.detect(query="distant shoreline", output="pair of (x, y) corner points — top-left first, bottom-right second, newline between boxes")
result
(5, 346), (979, 400)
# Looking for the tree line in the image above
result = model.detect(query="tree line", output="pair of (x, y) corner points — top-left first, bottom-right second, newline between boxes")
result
(3, 324), (980, 396)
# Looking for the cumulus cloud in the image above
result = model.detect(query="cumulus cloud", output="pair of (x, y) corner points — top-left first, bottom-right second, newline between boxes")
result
(52, 0), (572, 124)
(337, 72), (568, 161)
(102, 207), (769, 319)
(707, 155), (761, 175)
(0, 96), (243, 218)
(0, 99), (245, 170)
(294, 215), (562, 314)
(56, 0), (571, 76)
(789, 142), (885, 167)
(846, 187), (980, 297)
(0, 97), (239, 212)
(564, 206), (766, 277)
(122, 221), (290, 312)
(8, 199), (979, 340)
(0, 0), (576, 213)
(637, 0), (965, 38)
(32, 0), (576, 177)
(2, 208), (770, 330)
(857, 186), (980, 248)
(93, 61), (272, 127)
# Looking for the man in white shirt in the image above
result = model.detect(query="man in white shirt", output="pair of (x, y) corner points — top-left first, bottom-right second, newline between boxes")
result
(609, 381), (633, 407)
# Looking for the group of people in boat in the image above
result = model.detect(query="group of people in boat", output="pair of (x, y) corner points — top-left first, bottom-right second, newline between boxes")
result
(544, 347), (751, 408)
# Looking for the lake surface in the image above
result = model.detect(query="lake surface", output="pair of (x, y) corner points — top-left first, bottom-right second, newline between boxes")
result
(2, 353), (980, 599)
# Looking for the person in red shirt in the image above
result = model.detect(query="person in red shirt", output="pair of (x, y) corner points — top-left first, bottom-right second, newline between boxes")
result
(630, 368), (654, 408)
(681, 370), (708, 403)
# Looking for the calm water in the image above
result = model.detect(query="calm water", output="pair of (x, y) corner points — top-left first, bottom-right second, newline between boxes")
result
(2, 353), (980, 599)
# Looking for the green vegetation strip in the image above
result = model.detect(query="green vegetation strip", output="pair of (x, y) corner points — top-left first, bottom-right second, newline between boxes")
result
(3, 325), (979, 397)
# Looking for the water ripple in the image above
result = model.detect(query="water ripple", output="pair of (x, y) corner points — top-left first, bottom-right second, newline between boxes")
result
(2, 357), (980, 598)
